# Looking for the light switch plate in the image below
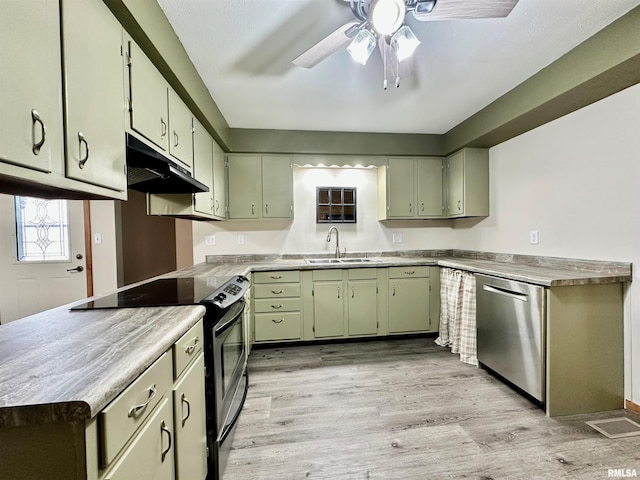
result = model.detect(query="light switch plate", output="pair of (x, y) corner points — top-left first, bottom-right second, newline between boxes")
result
(529, 230), (539, 244)
(237, 234), (245, 245)
(93, 233), (102, 245)
(392, 233), (403, 244)
(205, 235), (216, 246)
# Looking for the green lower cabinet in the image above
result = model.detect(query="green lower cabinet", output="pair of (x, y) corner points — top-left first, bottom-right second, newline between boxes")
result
(254, 312), (301, 342)
(388, 277), (431, 333)
(313, 281), (345, 338)
(347, 280), (378, 336)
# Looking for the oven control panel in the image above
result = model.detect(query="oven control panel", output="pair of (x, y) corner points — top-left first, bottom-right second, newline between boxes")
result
(204, 275), (249, 309)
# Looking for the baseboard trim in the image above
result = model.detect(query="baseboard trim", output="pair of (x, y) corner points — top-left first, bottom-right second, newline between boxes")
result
(625, 399), (640, 415)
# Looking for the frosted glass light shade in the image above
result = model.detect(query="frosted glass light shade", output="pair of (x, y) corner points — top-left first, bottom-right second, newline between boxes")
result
(391, 25), (421, 61)
(347, 29), (377, 65)
(371, 0), (406, 35)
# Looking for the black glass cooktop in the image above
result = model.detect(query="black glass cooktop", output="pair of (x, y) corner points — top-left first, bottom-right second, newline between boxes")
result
(71, 276), (232, 310)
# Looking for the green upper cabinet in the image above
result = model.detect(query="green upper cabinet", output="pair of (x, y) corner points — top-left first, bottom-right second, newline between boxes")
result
(378, 157), (444, 220)
(445, 148), (489, 218)
(192, 118), (214, 216)
(127, 39), (169, 152)
(227, 154), (292, 220)
(212, 140), (227, 220)
(167, 89), (193, 171)
(0, 0), (62, 174)
(61, 0), (126, 192)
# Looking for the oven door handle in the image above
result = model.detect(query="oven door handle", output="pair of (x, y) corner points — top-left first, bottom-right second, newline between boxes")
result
(214, 301), (245, 335)
(219, 370), (249, 444)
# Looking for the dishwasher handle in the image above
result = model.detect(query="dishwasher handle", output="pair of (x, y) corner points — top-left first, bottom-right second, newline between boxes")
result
(482, 284), (529, 302)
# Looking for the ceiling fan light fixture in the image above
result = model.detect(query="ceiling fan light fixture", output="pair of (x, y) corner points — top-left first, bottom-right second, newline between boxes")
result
(347, 28), (377, 65)
(391, 25), (421, 61)
(371, 0), (406, 36)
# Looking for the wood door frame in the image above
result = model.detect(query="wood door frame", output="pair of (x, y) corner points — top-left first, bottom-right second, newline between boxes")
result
(83, 200), (93, 297)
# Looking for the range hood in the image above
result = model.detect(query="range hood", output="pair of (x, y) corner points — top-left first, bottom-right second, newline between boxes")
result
(126, 133), (209, 194)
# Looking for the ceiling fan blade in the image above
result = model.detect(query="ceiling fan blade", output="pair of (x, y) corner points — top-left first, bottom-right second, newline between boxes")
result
(293, 21), (360, 68)
(413, 0), (519, 21)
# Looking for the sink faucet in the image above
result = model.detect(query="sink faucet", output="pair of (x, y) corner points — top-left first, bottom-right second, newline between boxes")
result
(326, 226), (340, 259)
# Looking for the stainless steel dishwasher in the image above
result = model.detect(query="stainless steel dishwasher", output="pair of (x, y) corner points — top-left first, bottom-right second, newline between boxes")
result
(475, 274), (546, 402)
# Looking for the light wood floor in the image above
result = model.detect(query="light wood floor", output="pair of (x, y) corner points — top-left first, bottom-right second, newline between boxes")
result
(224, 338), (640, 479)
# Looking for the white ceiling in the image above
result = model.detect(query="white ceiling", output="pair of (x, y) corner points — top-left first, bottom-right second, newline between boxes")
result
(156, 0), (638, 135)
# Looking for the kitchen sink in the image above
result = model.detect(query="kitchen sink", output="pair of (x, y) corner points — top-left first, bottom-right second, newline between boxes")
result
(304, 257), (383, 265)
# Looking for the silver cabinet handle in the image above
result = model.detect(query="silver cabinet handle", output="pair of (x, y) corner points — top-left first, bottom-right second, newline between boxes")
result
(458, 200), (462, 211)
(31, 109), (46, 155)
(392, 286), (396, 296)
(66, 266), (84, 273)
(184, 336), (199, 354)
(337, 287), (341, 299)
(409, 202), (412, 213)
(352, 287), (355, 298)
(265, 203), (269, 215)
(421, 202), (425, 212)
(271, 304), (283, 309)
(215, 199), (220, 213)
(271, 290), (284, 294)
(173, 130), (179, 147)
(251, 203), (255, 215)
(160, 118), (167, 138)
(127, 384), (157, 418)
(180, 393), (191, 427)
(272, 318), (284, 324)
(78, 132), (89, 169)
(160, 420), (172, 462)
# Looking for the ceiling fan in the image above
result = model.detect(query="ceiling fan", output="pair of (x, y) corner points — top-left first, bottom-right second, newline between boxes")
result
(293, 0), (520, 89)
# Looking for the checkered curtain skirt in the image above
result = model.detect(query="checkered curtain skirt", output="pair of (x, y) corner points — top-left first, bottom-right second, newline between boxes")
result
(435, 268), (478, 366)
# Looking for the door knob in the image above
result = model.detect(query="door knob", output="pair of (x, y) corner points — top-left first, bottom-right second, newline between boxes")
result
(67, 266), (84, 273)
(76, 253), (83, 260)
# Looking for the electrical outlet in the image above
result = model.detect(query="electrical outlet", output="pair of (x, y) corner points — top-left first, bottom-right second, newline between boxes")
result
(93, 233), (102, 245)
(392, 233), (403, 244)
(205, 235), (216, 246)
(529, 230), (539, 245)
(237, 234), (245, 245)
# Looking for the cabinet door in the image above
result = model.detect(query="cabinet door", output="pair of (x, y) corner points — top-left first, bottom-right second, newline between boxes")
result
(417, 157), (444, 218)
(388, 278), (430, 333)
(447, 151), (464, 216)
(262, 155), (292, 218)
(104, 398), (175, 480)
(227, 154), (260, 219)
(0, 0), (62, 173)
(62, 0), (126, 192)
(192, 119), (214, 216)
(313, 282), (344, 338)
(348, 280), (377, 336)
(173, 355), (207, 480)
(212, 140), (227, 219)
(168, 89), (193, 170)
(387, 158), (415, 218)
(128, 41), (169, 151)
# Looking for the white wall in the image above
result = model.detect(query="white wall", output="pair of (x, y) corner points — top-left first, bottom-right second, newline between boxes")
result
(192, 166), (454, 263)
(89, 200), (118, 295)
(453, 83), (640, 405)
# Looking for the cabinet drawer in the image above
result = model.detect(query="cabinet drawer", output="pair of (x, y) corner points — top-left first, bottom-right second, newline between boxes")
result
(254, 283), (301, 298)
(312, 269), (343, 281)
(100, 352), (173, 466)
(348, 268), (377, 280)
(103, 397), (175, 480)
(173, 319), (204, 380)
(255, 312), (301, 342)
(388, 266), (430, 279)
(254, 297), (301, 313)
(254, 270), (300, 284)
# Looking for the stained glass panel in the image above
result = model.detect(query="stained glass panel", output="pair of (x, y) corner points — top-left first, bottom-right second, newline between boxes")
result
(14, 196), (70, 262)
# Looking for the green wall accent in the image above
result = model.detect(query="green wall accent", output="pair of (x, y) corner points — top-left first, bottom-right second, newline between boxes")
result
(228, 129), (444, 156)
(443, 5), (640, 155)
(103, 0), (231, 150)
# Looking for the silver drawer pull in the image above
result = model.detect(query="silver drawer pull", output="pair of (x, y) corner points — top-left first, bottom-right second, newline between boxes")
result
(272, 318), (284, 324)
(127, 384), (157, 418)
(270, 275), (282, 279)
(271, 304), (283, 309)
(181, 393), (191, 427)
(404, 271), (415, 275)
(160, 420), (172, 462)
(271, 289), (284, 294)
(184, 336), (200, 354)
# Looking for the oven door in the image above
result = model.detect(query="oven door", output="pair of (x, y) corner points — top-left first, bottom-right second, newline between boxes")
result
(209, 299), (248, 479)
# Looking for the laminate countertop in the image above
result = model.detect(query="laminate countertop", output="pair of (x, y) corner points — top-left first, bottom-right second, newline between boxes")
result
(0, 249), (630, 428)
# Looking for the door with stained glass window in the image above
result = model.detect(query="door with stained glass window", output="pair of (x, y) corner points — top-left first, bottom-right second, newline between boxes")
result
(0, 194), (87, 323)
